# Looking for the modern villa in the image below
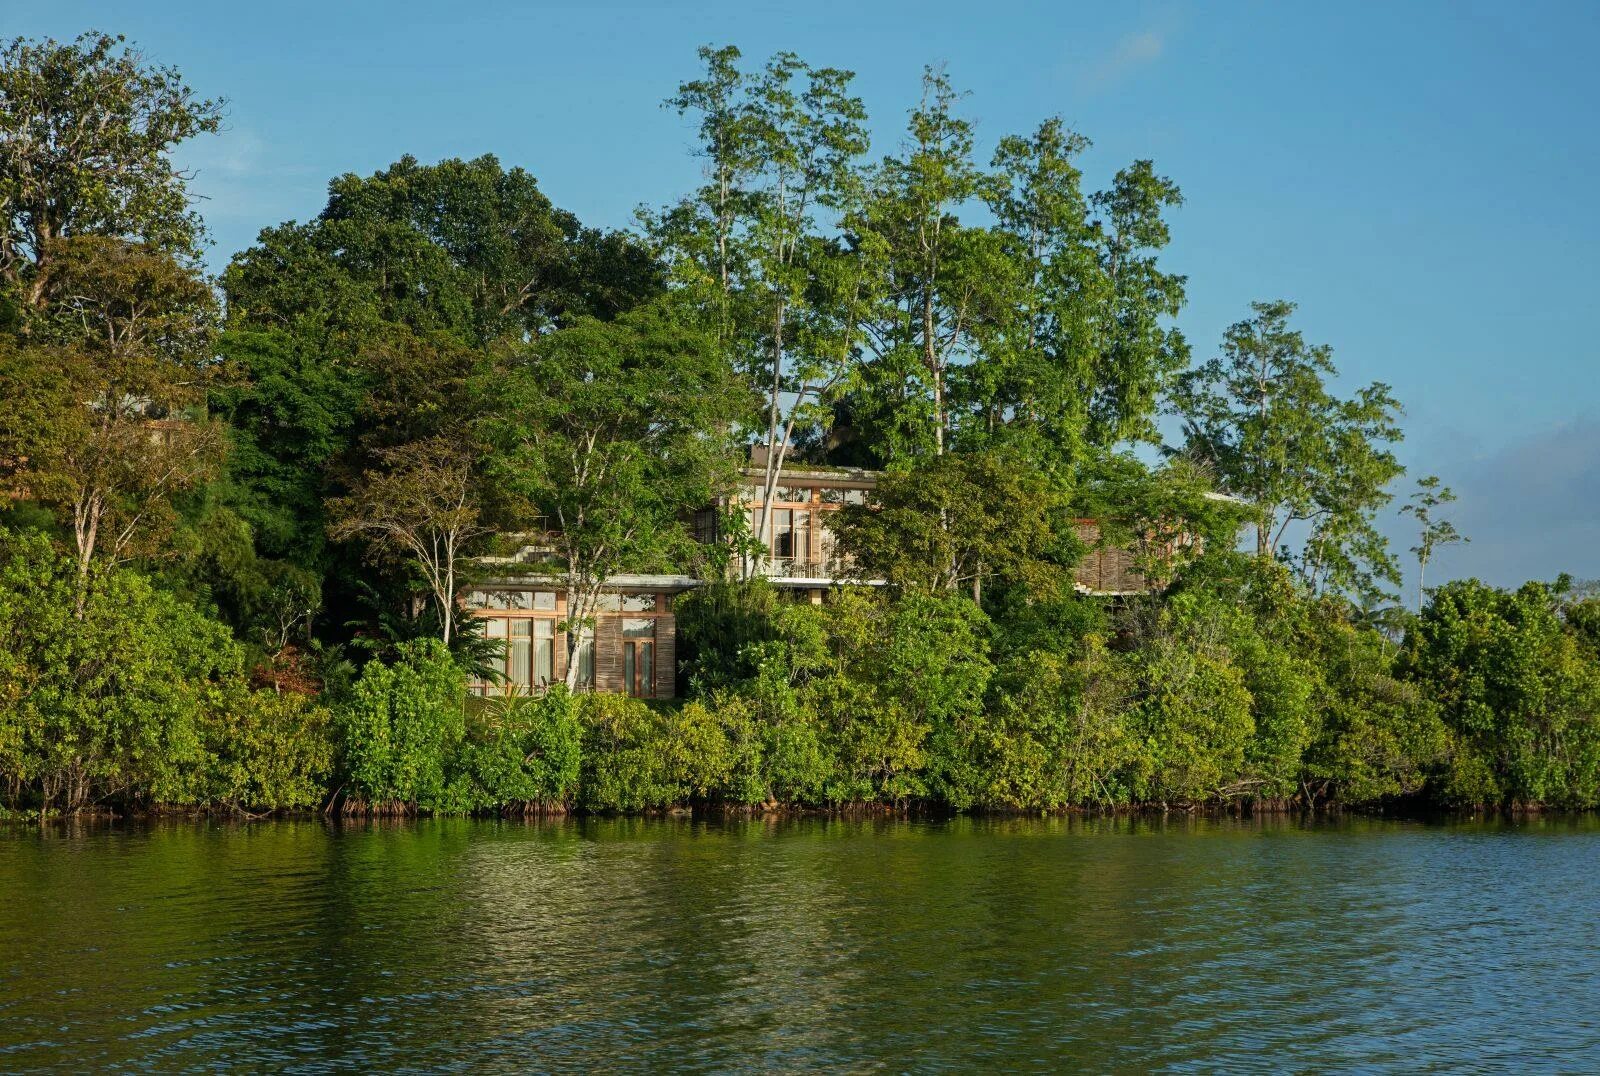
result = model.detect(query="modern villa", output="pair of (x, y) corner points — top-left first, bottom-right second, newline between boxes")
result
(464, 454), (880, 700)
(465, 451), (1201, 700)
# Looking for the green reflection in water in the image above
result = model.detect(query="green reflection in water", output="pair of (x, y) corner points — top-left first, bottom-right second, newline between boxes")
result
(2, 815), (1598, 1071)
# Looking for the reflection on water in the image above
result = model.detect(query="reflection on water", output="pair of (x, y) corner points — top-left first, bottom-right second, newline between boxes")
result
(2, 815), (1598, 1071)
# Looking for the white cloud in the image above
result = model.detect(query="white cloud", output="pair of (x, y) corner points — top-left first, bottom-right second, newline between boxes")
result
(1080, 27), (1169, 90)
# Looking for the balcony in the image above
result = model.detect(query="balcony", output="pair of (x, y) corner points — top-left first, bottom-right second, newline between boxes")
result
(745, 557), (856, 584)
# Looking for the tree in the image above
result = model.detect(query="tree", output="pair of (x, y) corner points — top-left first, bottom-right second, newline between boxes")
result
(327, 436), (487, 648)
(0, 32), (222, 310)
(658, 46), (877, 569)
(1174, 299), (1404, 599)
(479, 301), (747, 688)
(0, 239), (224, 610)
(1399, 474), (1467, 610)
(224, 154), (656, 350)
(833, 450), (1069, 603)
(851, 66), (1002, 460)
(980, 126), (1186, 462)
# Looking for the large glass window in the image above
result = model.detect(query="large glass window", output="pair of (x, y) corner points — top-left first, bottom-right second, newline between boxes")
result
(475, 615), (556, 694)
(533, 620), (554, 686)
(792, 509), (810, 563)
(772, 509), (794, 559)
(510, 619), (532, 686)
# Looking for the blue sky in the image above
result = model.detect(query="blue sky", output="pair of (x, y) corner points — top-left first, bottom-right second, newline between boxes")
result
(14, 0), (1600, 591)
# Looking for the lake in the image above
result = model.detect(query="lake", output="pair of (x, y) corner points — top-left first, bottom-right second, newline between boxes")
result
(1, 815), (1597, 1072)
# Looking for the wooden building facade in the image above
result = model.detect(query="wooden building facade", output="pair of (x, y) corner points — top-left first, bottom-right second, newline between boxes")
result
(466, 456), (1214, 699)
(465, 579), (682, 700)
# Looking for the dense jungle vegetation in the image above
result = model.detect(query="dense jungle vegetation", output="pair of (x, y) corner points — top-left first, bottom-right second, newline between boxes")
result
(3, 33), (1597, 818)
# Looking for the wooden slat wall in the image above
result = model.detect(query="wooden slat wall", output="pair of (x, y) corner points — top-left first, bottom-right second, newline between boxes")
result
(1073, 520), (1152, 595)
(654, 613), (676, 699)
(594, 614), (624, 694)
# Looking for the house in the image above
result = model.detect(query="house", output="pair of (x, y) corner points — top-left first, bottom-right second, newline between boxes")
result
(464, 454), (882, 699)
(465, 452), (1219, 698)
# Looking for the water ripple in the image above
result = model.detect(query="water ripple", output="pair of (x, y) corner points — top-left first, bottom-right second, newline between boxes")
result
(1, 816), (1598, 1072)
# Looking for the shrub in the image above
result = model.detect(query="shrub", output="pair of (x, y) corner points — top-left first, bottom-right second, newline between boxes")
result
(983, 637), (1135, 809)
(457, 689), (582, 809)
(201, 687), (335, 811)
(0, 529), (244, 814)
(577, 693), (676, 811)
(1400, 580), (1600, 807)
(335, 638), (467, 810)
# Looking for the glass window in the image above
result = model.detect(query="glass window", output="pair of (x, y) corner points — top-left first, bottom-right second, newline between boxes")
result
(776, 486), (813, 503)
(792, 510), (810, 562)
(821, 487), (867, 505)
(533, 619), (554, 686)
(773, 509), (794, 559)
(475, 589), (534, 611)
(622, 618), (655, 639)
(532, 591), (557, 611)
(593, 593), (622, 613)
(510, 619), (532, 687)
(621, 593), (657, 613)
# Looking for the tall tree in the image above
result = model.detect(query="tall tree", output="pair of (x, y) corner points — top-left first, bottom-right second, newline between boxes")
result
(479, 302), (747, 689)
(1174, 300), (1404, 599)
(1400, 474), (1467, 611)
(657, 46), (876, 571)
(0, 32), (221, 311)
(225, 154), (657, 350)
(979, 125), (1187, 463)
(218, 155), (654, 608)
(852, 66), (1003, 460)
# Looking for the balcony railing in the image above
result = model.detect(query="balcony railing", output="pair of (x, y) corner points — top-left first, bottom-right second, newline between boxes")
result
(747, 557), (847, 581)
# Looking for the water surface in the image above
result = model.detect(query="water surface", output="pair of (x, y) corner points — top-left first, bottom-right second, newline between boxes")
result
(2, 815), (1597, 1071)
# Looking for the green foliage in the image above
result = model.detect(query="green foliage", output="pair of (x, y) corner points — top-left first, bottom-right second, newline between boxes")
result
(577, 694), (678, 812)
(199, 687), (335, 811)
(983, 636), (1134, 809)
(1174, 299), (1404, 601)
(1400, 580), (1600, 807)
(478, 299), (748, 685)
(335, 639), (468, 810)
(456, 690), (582, 809)
(0, 528), (288, 814)
(673, 577), (785, 694)
(0, 31), (223, 304)
(1122, 596), (1256, 804)
(834, 450), (1073, 602)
